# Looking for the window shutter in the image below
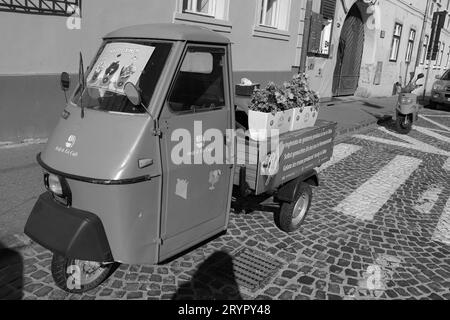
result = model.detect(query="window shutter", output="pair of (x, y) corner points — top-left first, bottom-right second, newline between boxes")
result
(320, 0), (337, 20)
(308, 12), (322, 53)
(428, 11), (447, 60)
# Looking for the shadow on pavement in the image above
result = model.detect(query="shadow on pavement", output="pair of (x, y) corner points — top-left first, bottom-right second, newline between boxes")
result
(172, 251), (242, 300)
(0, 241), (23, 300)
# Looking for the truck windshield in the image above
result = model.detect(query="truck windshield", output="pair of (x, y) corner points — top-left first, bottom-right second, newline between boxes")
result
(441, 70), (450, 81)
(72, 41), (172, 114)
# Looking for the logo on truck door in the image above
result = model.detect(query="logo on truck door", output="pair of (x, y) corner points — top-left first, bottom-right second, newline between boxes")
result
(65, 135), (77, 148)
(55, 135), (79, 157)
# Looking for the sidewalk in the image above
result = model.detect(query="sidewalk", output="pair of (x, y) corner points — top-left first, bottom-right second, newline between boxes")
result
(318, 95), (399, 138)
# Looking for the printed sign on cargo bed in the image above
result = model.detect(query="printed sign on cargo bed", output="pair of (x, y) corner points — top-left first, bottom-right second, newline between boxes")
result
(256, 124), (336, 193)
(87, 43), (155, 94)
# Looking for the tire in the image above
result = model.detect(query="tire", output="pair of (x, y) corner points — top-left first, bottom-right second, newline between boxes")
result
(51, 254), (115, 294)
(395, 113), (412, 134)
(275, 182), (312, 233)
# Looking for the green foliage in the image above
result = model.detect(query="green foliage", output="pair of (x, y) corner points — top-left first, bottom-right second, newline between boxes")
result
(249, 73), (320, 113)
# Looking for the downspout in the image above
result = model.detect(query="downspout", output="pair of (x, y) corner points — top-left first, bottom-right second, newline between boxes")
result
(421, 0), (433, 101)
(299, 0), (313, 73)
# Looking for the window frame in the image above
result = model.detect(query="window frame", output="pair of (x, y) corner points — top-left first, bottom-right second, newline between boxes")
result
(446, 45), (450, 68)
(165, 44), (229, 115)
(421, 35), (429, 64)
(259, 0), (280, 29)
(182, 0), (216, 18)
(175, 0), (232, 33)
(257, 0), (291, 31)
(405, 28), (416, 63)
(389, 23), (403, 62)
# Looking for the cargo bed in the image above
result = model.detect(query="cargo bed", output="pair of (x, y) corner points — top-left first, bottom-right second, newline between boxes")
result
(234, 120), (337, 195)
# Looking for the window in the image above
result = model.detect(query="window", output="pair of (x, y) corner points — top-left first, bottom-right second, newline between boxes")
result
(389, 23), (403, 62)
(258, 0), (291, 30)
(446, 45), (450, 67)
(181, 0), (228, 20)
(168, 46), (226, 113)
(307, 0), (337, 57)
(405, 29), (416, 63)
(0, 0), (81, 16)
(435, 41), (441, 65)
(183, 0), (215, 17)
(421, 35), (429, 64)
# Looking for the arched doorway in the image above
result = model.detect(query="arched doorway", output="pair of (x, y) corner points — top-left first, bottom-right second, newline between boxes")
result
(332, 3), (365, 97)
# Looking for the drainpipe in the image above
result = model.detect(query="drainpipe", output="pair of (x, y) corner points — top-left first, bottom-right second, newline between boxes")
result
(422, 0), (434, 101)
(299, 0), (313, 73)
(415, 0), (431, 71)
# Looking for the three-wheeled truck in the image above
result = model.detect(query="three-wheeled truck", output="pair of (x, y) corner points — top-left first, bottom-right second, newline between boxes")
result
(25, 24), (337, 293)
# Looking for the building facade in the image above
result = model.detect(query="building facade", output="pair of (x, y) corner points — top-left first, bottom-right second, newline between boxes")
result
(1, 0), (450, 141)
(0, 0), (307, 141)
(305, 0), (450, 99)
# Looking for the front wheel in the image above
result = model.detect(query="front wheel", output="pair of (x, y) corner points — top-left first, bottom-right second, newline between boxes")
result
(395, 113), (412, 134)
(275, 182), (312, 233)
(51, 254), (115, 294)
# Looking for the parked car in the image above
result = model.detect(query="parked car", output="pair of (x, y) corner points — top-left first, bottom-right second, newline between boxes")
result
(430, 69), (450, 109)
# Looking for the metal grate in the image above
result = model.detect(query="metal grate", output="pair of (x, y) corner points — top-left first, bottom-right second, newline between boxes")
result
(0, 0), (81, 17)
(211, 247), (284, 292)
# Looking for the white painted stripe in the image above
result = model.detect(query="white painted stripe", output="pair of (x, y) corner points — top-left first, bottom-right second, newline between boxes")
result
(413, 185), (443, 214)
(419, 115), (450, 132)
(353, 127), (450, 157)
(317, 143), (362, 173)
(444, 158), (450, 171)
(414, 126), (450, 144)
(334, 156), (422, 221)
(432, 197), (450, 245)
(421, 114), (450, 118)
(424, 128), (450, 134)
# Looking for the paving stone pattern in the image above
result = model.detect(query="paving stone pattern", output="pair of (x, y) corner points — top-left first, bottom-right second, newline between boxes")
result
(1, 114), (450, 300)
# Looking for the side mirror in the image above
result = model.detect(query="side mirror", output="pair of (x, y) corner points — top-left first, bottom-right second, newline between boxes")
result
(417, 73), (424, 80)
(435, 74), (441, 80)
(60, 72), (70, 91)
(124, 82), (141, 106)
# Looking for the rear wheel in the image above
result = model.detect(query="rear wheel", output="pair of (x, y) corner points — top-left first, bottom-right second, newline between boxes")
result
(395, 113), (412, 134)
(51, 254), (115, 294)
(275, 183), (312, 233)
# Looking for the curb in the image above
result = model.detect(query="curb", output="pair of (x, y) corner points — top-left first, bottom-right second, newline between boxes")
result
(334, 119), (378, 142)
(0, 138), (48, 150)
(0, 234), (33, 250)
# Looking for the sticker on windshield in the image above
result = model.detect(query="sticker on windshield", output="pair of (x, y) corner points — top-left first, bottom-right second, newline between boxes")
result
(86, 43), (155, 94)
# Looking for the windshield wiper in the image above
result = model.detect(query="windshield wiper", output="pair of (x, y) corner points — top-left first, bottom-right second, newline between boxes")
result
(79, 52), (87, 119)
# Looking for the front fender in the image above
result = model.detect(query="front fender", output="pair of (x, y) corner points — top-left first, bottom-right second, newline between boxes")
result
(25, 193), (113, 262)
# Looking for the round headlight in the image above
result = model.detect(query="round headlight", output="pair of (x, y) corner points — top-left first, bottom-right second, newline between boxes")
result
(47, 174), (63, 196)
(433, 83), (443, 91)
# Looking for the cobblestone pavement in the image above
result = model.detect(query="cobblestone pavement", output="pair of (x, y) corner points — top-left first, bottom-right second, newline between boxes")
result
(1, 110), (450, 300)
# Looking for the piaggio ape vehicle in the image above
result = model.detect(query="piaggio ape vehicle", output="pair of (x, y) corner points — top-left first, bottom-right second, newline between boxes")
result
(25, 24), (337, 293)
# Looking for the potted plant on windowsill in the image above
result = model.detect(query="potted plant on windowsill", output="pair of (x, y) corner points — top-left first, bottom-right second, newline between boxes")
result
(247, 74), (320, 141)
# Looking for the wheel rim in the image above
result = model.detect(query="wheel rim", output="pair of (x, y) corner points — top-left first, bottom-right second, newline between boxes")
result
(399, 115), (411, 129)
(68, 259), (107, 286)
(292, 192), (310, 225)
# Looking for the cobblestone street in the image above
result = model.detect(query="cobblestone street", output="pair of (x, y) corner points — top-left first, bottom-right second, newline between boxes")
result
(1, 110), (450, 300)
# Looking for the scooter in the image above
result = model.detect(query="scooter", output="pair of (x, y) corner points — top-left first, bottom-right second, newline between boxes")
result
(394, 73), (424, 134)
